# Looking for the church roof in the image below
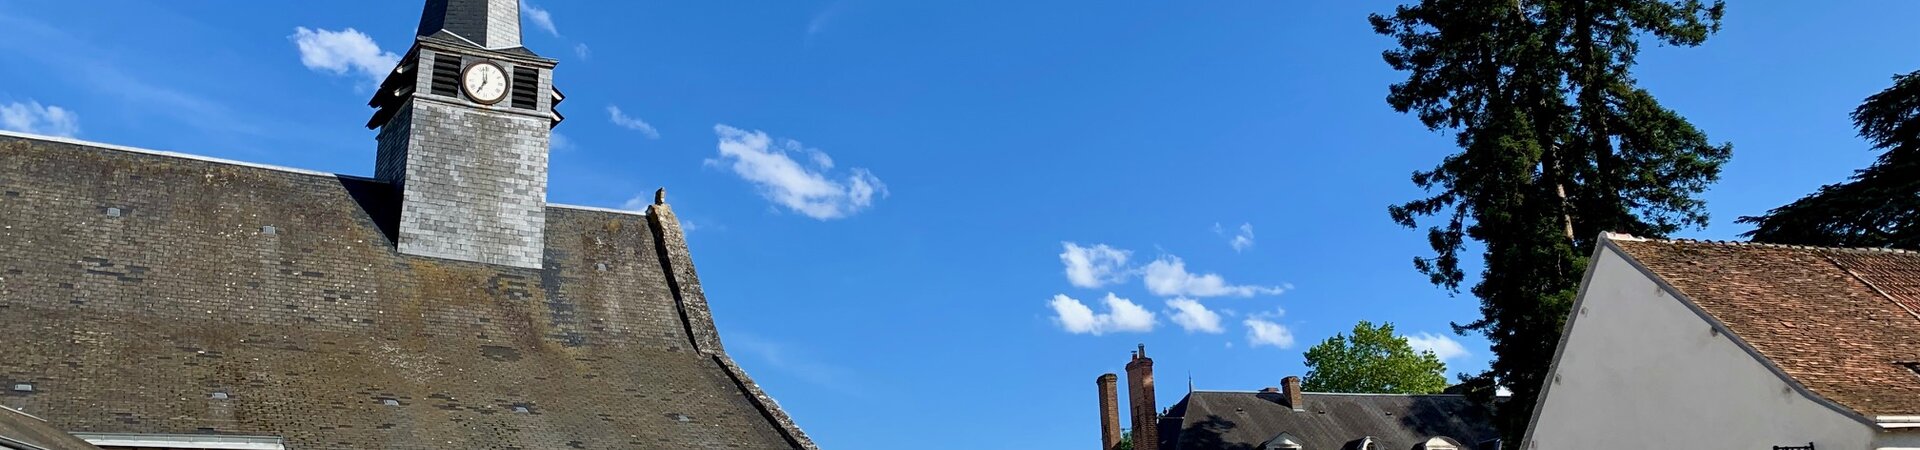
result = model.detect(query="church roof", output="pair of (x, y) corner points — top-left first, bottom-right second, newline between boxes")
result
(0, 406), (99, 450)
(1158, 391), (1498, 450)
(1605, 235), (1920, 419)
(0, 132), (814, 448)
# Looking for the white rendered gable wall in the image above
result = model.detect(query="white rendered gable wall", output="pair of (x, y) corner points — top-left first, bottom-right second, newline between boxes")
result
(1522, 247), (1912, 449)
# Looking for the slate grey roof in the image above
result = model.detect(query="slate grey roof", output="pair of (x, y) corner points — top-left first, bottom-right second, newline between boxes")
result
(0, 133), (814, 449)
(1160, 391), (1497, 450)
(0, 407), (98, 450)
(416, 0), (521, 49)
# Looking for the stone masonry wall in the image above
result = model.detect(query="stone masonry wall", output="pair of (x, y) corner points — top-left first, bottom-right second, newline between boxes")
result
(0, 136), (804, 449)
(393, 99), (548, 269)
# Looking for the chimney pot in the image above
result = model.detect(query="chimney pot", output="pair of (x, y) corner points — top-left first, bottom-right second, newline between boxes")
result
(1125, 345), (1160, 450)
(1097, 374), (1122, 450)
(1282, 376), (1304, 412)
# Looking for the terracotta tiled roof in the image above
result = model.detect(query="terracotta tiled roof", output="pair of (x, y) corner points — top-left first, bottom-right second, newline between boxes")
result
(1608, 236), (1920, 417)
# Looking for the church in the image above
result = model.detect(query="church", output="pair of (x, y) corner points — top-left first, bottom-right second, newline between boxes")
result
(0, 1), (814, 448)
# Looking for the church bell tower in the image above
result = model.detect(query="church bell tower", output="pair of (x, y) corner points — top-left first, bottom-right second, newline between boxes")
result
(366, 0), (564, 269)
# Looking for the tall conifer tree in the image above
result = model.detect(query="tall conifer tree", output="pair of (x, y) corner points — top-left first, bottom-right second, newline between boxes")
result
(1740, 70), (1920, 249)
(1370, 0), (1730, 443)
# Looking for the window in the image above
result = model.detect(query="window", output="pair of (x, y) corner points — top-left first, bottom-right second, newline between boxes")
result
(510, 67), (540, 110)
(1261, 432), (1302, 450)
(1420, 436), (1462, 450)
(430, 54), (461, 97)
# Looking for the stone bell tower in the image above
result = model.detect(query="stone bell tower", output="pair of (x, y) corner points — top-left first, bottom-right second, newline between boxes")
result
(366, 0), (565, 269)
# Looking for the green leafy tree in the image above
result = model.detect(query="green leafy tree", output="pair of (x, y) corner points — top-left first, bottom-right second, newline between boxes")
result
(1302, 321), (1449, 394)
(1371, 0), (1731, 444)
(1739, 70), (1920, 249)
(1115, 432), (1132, 450)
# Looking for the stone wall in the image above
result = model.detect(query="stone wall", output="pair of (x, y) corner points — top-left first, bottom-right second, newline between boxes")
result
(387, 99), (549, 269)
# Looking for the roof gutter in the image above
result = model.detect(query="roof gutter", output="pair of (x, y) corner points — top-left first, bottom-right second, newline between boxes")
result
(1875, 416), (1920, 429)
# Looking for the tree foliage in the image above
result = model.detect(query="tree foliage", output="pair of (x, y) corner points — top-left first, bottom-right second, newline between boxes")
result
(1739, 70), (1920, 249)
(1302, 321), (1449, 394)
(1371, 0), (1730, 444)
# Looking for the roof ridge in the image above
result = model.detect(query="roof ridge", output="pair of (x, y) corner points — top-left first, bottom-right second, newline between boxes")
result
(0, 129), (344, 178)
(1190, 389), (1468, 398)
(1603, 232), (1920, 255)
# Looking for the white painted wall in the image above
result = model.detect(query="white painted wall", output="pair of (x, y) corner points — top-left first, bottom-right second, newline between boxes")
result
(1523, 246), (1920, 449)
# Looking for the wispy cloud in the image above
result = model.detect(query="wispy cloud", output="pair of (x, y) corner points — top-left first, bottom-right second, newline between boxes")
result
(1243, 308), (1293, 348)
(728, 332), (861, 396)
(573, 43), (592, 61)
(290, 27), (399, 84)
(1214, 222), (1255, 252)
(1143, 255), (1288, 298)
(1165, 298), (1224, 334)
(0, 12), (270, 141)
(1060, 242), (1132, 289)
(708, 124), (886, 220)
(521, 1), (560, 37)
(1406, 332), (1469, 361)
(607, 106), (660, 139)
(0, 100), (80, 137)
(1049, 293), (1155, 335)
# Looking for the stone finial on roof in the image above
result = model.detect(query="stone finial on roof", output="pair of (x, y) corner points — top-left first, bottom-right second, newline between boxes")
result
(655, 188), (666, 206)
(417, 0), (522, 49)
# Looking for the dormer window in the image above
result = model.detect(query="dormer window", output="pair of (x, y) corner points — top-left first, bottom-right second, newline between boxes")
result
(1421, 436), (1462, 450)
(1261, 432), (1303, 450)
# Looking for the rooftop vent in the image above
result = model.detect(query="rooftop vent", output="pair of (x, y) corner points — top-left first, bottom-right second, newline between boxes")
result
(211, 392), (229, 400)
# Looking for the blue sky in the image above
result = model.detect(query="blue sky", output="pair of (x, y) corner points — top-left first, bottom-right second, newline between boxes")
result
(2, 1), (1917, 448)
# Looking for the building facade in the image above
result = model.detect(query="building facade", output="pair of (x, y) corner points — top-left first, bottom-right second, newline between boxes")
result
(0, 1), (813, 448)
(1524, 234), (1920, 449)
(1097, 346), (1496, 450)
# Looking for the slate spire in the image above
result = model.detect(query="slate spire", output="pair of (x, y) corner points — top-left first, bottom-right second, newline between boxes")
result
(416, 0), (522, 49)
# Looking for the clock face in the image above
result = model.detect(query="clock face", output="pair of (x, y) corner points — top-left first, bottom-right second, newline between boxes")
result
(461, 62), (508, 105)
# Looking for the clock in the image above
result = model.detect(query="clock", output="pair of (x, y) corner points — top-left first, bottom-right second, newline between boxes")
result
(461, 61), (509, 105)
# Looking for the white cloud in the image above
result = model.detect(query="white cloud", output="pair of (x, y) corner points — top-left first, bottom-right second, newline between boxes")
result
(1406, 332), (1469, 361)
(1060, 242), (1132, 288)
(1165, 298), (1223, 334)
(574, 43), (592, 60)
(1245, 317), (1294, 348)
(1048, 293), (1155, 335)
(607, 106), (660, 139)
(620, 194), (651, 211)
(521, 1), (560, 37)
(290, 27), (399, 83)
(1214, 222), (1255, 252)
(0, 100), (79, 137)
(1143, 255), (1287, 298)
(709, 124), (887, 220)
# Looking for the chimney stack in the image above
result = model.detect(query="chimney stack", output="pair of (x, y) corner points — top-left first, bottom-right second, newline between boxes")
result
(1282, 375), (1304, 412)
(1125, 344), (1160, 450)
(1098, 374), (1122, 450)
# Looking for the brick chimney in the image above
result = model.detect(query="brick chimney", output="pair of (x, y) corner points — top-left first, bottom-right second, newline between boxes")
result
(1098, 373), (1122, 450)
(1282, 375), (1304, 412)
(1125, 344), (1159, 450)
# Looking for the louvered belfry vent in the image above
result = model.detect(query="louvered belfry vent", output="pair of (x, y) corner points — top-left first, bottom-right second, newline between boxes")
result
(510, 67), (539, 110)
(430, 53), (461, 97)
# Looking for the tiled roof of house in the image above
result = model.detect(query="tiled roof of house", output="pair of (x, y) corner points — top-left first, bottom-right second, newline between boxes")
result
(1159, 391), (1498, 450)
(0, 134), (812, 449)
(0, 406), (98, 450)
(1608, 235), (1920, 417)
